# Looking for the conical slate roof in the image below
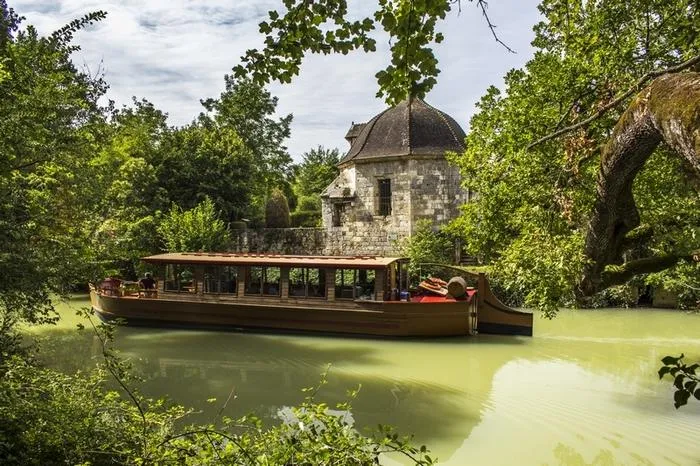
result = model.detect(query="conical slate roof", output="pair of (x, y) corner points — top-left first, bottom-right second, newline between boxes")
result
(338, 97), (466, 165)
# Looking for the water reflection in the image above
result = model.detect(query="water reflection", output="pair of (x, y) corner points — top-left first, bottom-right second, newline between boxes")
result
(30, 298), (700, 465)
(34, 323), (508, 459)
(552, 443), (626, 466)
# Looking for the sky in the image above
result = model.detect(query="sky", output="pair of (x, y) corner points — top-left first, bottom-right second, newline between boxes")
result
(13, 0), (542, 161)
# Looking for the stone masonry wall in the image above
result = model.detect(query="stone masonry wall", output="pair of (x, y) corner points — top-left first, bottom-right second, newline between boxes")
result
(229, 228), (326, 255)
(321, 156), (467, 256)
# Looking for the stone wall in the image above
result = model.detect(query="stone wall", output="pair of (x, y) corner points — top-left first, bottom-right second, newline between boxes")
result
(321, 155), (467, 256)
(227, 227), (406, 257)
(229, 228), (326, 255)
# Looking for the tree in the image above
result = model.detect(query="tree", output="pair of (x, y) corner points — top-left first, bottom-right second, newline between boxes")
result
(265, 188), (292, 228)
(88, 99), (171, 276)
(152, 123), (258, 222)
(293, 145), (341, 198)
(289, 146), (340, 226)
(0, 1), (107, 352)
(395, 220), (454, 280)
(232, 0), (506, 104)
(157, 198), (231, 252)
(578, 72), (700, 298)
(200, 76), (294, 220)
(447, 0), (700, 315)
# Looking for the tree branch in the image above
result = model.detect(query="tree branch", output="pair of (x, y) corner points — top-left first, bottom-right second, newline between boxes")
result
(474, 0), (515, 54)
(578, 72), (700, 297)
(600, 253), (699, 289)
(528, 53), (700, 149)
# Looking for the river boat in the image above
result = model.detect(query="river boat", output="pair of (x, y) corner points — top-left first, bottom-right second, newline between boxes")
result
(90, 253), (533, 337)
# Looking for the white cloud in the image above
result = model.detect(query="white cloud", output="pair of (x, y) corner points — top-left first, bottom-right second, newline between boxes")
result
(12, 0), (541, 161)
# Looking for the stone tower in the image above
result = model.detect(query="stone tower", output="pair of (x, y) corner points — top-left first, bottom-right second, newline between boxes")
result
(321, 97), (468, 256)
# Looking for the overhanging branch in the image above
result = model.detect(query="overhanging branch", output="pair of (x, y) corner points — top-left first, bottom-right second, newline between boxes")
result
(601, 252), (699, 289)
(528, 53), (700, 149)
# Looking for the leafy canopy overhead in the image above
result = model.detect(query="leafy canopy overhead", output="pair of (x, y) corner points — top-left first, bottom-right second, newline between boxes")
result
(233, 0), (498, 104)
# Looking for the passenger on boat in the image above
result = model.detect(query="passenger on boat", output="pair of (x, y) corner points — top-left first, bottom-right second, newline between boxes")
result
(139, 272), (156, 290)
(139, 272), (158, 298)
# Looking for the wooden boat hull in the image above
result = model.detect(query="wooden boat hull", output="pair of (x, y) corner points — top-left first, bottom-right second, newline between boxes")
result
(475, 273), (533, 336)
(90, 291), (476, 338)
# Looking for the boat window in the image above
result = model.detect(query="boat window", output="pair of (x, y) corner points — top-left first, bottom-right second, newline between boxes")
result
(204, 266), (237, 294)
(289, 268), (326, 298)
(263, 267), (280, 296)
(356, 269), (375, 300)
(335, 269), (375, 300)
(164, 264), (196, 293)
(245, 267), (262, 295)
(245, 267), (280, 296)
(335, 269), (356, 300)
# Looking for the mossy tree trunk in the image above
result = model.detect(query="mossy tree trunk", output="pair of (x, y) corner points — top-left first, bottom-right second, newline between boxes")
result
(579, 72), (700, 298)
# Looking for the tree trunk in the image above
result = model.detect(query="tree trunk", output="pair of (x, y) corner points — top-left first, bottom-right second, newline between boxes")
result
(579, 72), (700, 297)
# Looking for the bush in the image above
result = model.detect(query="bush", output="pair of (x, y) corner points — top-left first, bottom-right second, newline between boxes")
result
(291, 210), (321, 227)
(297, 195), (321, 211)
(265, 188), (291, 228)
(157, 197), (231, 252)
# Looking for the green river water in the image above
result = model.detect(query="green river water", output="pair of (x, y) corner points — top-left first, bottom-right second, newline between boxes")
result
(29, 296), (700, 465)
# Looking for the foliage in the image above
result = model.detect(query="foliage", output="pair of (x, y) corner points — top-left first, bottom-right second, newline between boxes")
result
(154, 123), (258, 222)
(200, 76), (293, 222)
(232, 1), (376, 89)
(395, 220), (454, 280)
(646, 262), (700, 310)
(297, 195), (322, 212)
(265, 188), (291, 228)
(0, 1), (107, 354)
(659, 354), (700, 409)
(157, 198), (231, 252)
(448, 0), (700, 315)
(495, 231), (587, 317)
(1, 309), (436, 465)
(293, 145), (340, 199)
(233, 0), (496, 104)
(87, 79), (295, 273)
(291, 210), (321, 227)
(88, 99), (170, 276)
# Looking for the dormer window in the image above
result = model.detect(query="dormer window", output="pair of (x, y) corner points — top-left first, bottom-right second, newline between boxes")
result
(378, 179), (392, 216)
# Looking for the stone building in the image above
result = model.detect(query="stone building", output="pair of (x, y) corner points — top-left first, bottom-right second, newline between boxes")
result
(321, 97), (469, 256)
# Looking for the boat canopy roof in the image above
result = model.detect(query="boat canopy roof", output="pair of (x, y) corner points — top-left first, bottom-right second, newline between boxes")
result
(143, 252), (407, 269)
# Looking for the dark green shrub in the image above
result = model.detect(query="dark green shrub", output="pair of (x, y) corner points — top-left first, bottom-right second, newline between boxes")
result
(265, 189), (291, 228)
(291, 210), (321, 227)
(297, 195), (321, 211)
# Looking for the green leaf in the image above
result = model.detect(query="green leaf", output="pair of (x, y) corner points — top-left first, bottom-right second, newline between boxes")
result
(674, 389), (691, 409)
(674, 374), (685, 389)
(662, 354), (682, 366)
